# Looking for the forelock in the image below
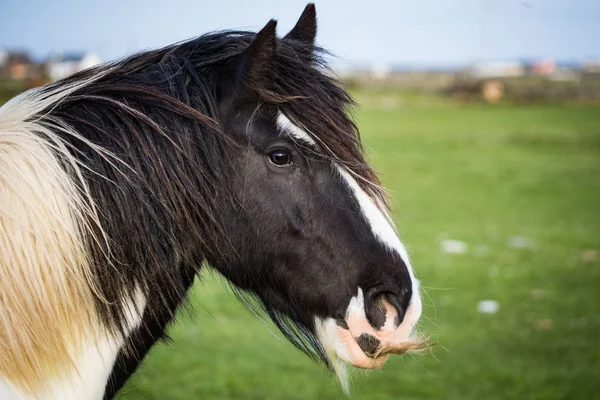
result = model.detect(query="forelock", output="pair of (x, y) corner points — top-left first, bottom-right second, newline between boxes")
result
(270, 40), (386, 202)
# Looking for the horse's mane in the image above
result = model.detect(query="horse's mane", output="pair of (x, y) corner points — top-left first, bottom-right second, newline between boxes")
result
(51, 29), (383, 194)
(0, 30), (384, 394)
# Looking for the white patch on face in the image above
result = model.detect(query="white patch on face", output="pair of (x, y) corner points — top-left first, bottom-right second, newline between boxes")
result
(345, 287), (366, 321)
(277, 112), (421, 328)
(335, 166), (422, 332)
(4, 290), (148, 400)
(278, 112), (423, 382)
(314, 318), (350, 394)
(276, 113), (317, 146)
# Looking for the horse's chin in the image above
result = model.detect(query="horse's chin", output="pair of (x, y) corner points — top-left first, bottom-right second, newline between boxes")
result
(314, 288), (425, 376)
(314, 316), (423, 369)
(315, 318), (389, 368)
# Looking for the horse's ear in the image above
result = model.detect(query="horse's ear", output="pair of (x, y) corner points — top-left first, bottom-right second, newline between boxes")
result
(284, 3), (316, 46)
(239, 19), (277, 91)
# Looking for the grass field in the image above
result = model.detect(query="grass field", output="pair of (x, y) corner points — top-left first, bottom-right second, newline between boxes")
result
(113, 90), (600, 400)
(4, 88), (599, 399)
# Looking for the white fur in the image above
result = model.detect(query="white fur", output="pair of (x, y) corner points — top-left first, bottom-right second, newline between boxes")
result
(0, 69), (145, 398)
(276, 113), (317, 146)
(39, 336), (125, 400)
(1, 290), (146, 400)
(314, 318), (350, 394)
(0, 381), (21, 400)
(345, 287), (366, 321)
(335, 166), (422, 326)
(0, 338), (124, 400)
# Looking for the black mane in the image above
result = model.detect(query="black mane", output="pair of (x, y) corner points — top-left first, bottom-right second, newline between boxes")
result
(31, 30), (383, 396)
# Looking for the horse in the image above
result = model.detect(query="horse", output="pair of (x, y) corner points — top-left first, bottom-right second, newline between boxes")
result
(0, 4), (424, 399)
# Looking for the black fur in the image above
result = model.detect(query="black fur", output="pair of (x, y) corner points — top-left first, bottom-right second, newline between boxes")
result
(29, 5), (413, 397)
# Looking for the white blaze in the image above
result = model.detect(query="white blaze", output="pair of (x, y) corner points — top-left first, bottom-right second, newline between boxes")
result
(277, 111), (421, 318)
(276, 113), (317, 146)
(276, 112), (423, 387)
(335, 166), (422, 318)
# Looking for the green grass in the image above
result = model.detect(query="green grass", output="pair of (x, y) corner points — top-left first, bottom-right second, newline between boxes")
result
(7, 89), (598, 399)
(115, 91), (600, 399)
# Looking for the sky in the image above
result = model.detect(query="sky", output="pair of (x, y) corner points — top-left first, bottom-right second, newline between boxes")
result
(1, 0), (599, 67)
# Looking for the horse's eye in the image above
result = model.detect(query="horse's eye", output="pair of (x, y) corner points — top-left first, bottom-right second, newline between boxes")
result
(268, 149), (292, 166)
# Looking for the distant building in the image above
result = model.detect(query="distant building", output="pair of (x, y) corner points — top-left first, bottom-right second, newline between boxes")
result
(47, 52), (102, 81)
(530, 59), (557, 76)
(0, 50), (40, 80)
(371, 63), (391, 80)
(469, 61), (525, 78)
(526, 59), (580, 81)
(582, 60), (600, 75)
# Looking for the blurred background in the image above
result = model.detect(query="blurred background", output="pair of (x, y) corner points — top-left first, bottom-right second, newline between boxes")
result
(1, 1), (599, 399)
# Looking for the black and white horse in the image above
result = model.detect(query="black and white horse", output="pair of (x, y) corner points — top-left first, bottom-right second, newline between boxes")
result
(0, 5), (423, 399)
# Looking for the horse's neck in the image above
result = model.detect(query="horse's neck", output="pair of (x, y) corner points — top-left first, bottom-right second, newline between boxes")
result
(103, 262), (200, 399)
(2, 302), (143, 400)
(1, 337), (121, 400)
(3, 264), (198, 400)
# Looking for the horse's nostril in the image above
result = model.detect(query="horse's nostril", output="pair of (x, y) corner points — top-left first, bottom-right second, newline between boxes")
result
(364, 291), (407, 330)
(355, 333), (381, 357)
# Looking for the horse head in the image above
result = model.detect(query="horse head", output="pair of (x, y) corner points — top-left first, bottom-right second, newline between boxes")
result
(208, 5), (424, 386)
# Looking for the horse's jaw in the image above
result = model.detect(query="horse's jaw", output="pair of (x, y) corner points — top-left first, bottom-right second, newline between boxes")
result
(314, 287), (424, 393)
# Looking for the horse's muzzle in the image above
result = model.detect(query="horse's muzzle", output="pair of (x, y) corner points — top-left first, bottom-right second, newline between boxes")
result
(316, 287), (423, 369)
